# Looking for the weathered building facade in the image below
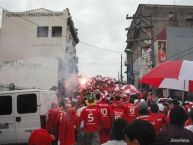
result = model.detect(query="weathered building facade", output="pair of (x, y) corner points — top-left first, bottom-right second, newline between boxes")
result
(125, 4), (193, 85)
(0, 8), (79, 95)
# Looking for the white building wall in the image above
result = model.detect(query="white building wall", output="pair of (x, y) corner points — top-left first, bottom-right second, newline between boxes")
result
(0, 9), (68, 60)
(0, 9), (76, 90)
(0, 57), (58, 89)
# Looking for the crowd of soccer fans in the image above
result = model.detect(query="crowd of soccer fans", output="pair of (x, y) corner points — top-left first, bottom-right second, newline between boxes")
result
(29, 76), (193, 145)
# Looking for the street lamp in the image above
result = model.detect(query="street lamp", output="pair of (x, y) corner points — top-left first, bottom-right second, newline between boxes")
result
(125, 48), (134, 85)
(125, 48), (133, 54)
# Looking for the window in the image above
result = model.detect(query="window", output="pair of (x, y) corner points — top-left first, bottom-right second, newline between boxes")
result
(168, 12), (177, 21)
(17, 94), (37, 114)
(185, 12), (193, 20)
(0, 96), (12, 115)
(52, 26), (62, 37)
(169, 12), (178, 26)
(37, 26), (48, 37)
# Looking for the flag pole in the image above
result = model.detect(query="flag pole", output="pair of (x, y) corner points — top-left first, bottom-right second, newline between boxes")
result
(182, 80), (185, 104)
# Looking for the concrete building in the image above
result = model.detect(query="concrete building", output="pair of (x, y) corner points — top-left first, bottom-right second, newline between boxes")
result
(0, 8), (79, 95)
(155, 27), (193, 61)
(125, 4), (193, 85)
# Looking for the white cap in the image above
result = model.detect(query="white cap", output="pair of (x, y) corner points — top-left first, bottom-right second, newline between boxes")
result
(140, 99), (145, 103)
(158, 103), (164, 112)
(134, 99), (139, 104)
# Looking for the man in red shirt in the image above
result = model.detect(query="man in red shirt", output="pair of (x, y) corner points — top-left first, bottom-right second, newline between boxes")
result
(111, 104), (127, 121)
(46, 102), (60, 145)
(110, 94), (126, 122)
(111, 95), (124, 110)
(124, 97), (138, 123)
(136, 102), (160, 134)
(150, 103), (168, 134)
(46, 102), (59, 131)
(79, 95), (101, 145)
(58, 102), (79, 145)
(98, 96), (112, 144)
(59, 97), (83, 145)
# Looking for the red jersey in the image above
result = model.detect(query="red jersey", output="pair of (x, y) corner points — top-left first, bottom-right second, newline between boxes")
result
(150, 112), (168, 132)
(124, 103), (138, 122)
(46, 108), (61, 132)
(111, 101), (124, 110)
(59, 108), (78, 145)
(79, 105), (101, 132)
(98, 102), (112, 129)
(111, 107), (126, 121)
(137, 115), (160, 133)
(46, 109), (55, 131)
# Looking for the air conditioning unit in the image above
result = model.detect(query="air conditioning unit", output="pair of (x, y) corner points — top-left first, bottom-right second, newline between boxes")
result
(185, 15), (193, 20)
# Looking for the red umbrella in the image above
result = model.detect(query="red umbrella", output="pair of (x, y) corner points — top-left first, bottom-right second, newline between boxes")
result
(139, 60), (193, 92)
(122, 84), (139, 94)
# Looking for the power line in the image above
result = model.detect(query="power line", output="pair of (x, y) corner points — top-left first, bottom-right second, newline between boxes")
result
(79, 65), (119, 67)
(167, 46), (193, 60)
(79, 42), (122, 54)
(175, 49), (193, 59)
(79, 62), (120, 65)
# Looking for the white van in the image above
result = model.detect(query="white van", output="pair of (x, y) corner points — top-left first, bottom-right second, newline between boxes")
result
(0, 89), (59, 144)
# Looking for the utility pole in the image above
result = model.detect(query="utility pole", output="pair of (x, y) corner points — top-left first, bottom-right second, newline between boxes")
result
(125, 49), (134, 84)
(150, 16), (155, 68)
(120, 54), (123, 83)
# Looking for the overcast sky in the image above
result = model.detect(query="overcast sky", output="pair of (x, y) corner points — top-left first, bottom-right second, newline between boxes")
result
(0, 0), (193, 80)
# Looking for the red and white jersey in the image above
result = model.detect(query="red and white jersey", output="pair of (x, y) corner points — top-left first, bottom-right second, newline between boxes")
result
(79, 105), (101, 132)
(111, 107), (126, 121)
(98, 102), (112, 129)
(111, 101), (124, 110)
(184, 102), (193, 113)
(150, 112), (168, 132)
(137, 115), (160, 133)
(124, 103), (138, 122)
